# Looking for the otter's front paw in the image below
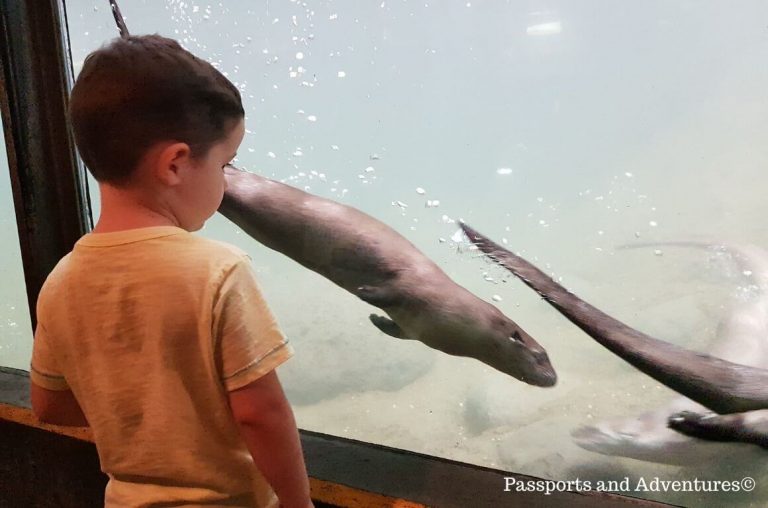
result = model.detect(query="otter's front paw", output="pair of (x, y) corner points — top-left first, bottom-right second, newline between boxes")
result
(667, 411), (733, 442)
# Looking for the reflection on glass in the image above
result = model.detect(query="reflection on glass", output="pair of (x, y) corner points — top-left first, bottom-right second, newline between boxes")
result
(0, 116), (34, 369)
(64, 1), (768, 506)
(526, 21), (562, 36)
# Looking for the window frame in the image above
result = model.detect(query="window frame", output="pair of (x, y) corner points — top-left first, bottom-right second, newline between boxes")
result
(0, 0), (91, 329)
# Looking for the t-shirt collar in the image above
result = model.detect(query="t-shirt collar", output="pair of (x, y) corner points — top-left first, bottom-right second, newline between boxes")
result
(76, 226), (187, 247)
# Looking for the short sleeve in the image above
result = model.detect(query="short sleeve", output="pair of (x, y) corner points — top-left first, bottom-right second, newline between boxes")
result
(30, 322), (70, 391)
(212, 258), (293, 392)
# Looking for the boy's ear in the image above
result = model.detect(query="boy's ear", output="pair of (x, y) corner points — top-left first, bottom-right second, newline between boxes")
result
(155, 142), (193, 186)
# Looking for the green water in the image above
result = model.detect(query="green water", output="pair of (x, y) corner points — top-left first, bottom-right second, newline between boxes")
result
(0, 114), (34, 370)
(2, 1), (767, 505)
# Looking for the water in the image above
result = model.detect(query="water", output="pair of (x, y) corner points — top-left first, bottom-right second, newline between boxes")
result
(4, 1), (768, 505)
(0, 115), (34, 370)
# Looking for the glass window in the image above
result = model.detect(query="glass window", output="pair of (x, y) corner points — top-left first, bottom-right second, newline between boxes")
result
(64, 2), (768, 506)
(0, 116), (34, 369)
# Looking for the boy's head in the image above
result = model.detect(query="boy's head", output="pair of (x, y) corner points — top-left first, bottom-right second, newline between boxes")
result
(69, 34), (244, 186)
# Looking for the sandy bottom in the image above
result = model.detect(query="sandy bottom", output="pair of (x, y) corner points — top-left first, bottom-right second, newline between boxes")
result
(264, 245), (768, 508)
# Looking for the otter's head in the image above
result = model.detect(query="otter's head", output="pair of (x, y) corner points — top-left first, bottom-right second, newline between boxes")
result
(484, 311), (557, 387)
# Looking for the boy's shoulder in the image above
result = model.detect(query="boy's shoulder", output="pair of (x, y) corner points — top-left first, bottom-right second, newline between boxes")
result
(46, 233), (252, 284)
(186, 235), (251, 262)
(177, 235), (257, 280)
(40, 252), (75, 287)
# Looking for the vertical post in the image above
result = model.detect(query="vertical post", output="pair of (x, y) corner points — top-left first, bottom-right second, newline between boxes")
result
(0, 0), (92, 328)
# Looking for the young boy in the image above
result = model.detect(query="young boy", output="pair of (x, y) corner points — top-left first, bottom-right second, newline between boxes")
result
(29, 34), (312, 508)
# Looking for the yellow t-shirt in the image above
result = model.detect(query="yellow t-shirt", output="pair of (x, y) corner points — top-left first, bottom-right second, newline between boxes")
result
(30, 226), (293, 508)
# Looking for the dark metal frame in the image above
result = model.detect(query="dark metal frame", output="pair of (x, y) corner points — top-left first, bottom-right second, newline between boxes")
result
(0, 0), (92, 328)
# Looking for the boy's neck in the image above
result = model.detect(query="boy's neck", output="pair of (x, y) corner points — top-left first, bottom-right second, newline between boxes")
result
(92, 182), (181, 234)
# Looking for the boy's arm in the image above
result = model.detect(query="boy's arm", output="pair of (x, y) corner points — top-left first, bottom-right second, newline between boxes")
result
(214, 256), (310, 507)
(30, 382), (89, 427)
(30, 318), (88, 427)
(228, 371), (312, 508)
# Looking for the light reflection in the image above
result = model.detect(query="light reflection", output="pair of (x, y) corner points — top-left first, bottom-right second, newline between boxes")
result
(526, 21), (562, 36)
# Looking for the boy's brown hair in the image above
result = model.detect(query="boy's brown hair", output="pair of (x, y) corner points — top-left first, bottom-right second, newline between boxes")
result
(69, 34), (244, 185)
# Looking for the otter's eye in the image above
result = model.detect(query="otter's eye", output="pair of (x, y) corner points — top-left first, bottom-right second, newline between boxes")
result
(509, 331), (522, 343)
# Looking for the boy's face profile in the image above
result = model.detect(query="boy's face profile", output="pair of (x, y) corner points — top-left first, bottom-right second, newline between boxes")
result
(156, 118), (245, 232)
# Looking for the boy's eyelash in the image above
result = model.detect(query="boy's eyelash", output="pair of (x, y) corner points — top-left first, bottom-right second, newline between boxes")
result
(224, 154), (240, 168)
